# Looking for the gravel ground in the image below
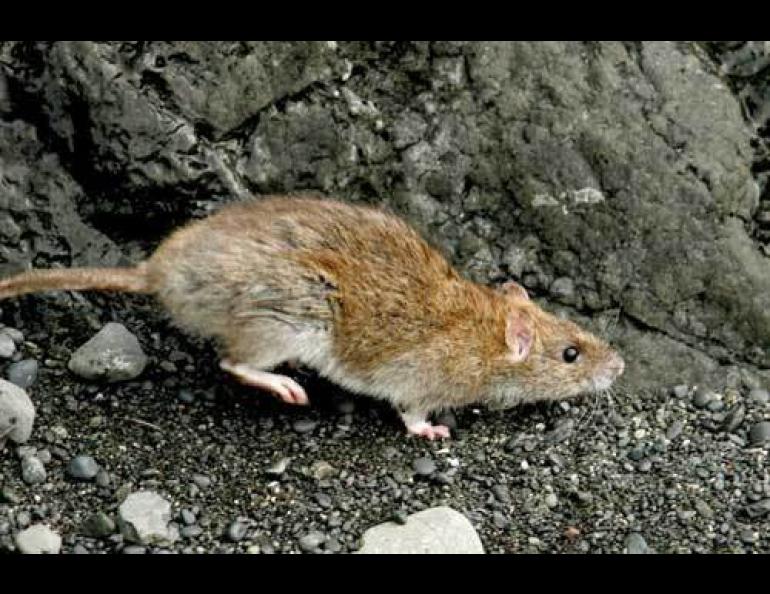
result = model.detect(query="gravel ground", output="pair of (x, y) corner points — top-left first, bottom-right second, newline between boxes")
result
(1, 294), (769, 554)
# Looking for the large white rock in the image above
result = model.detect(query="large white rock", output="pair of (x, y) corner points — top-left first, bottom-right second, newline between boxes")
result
(357, 506), (484, 554)
(118, 491), (178, 545)
(68, 323), (148, 382)
(0, 378), (35, 446)
(15, 524), (62, 554)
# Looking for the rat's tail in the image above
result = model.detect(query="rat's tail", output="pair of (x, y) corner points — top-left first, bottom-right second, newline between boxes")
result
(0, 264), (152, 299)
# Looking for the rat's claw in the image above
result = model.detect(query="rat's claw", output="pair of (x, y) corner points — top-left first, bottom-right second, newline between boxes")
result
(405, 421), (451, 440)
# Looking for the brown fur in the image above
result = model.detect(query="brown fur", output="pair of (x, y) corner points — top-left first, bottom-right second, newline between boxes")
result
(0, 195), (624, 427)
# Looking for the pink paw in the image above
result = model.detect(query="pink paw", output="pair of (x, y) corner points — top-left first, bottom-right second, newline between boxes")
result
(406, 422), (451, 441)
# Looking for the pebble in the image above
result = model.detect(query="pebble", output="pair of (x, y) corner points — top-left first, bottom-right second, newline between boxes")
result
(357, 507), (484, 554)
(117, 491), (178, 545)
(749, 421), (770, 445)
(7, 359), (39, 390)
(191, 474), (211, 489)
(672, 385), (690, 398)
(298, 531), (327, 553)
(721, 404), (745, 433)
(638, 459), (652, 473)
(695, 499), (714, 519)
(693, 387), (714, 409)
(21, 455), (46, 485)
(14, 524), (61, 554)
(0, 332), (16, 358)
(0, 379), (35, 445)
(227, 520), (248, 542)
(545, 419), (574, 443)
(67, 323), (148, 382)
(81, 512), (116, 538)
(492, 511), (510, 528)
(96, 469), (112, 488)
(748, 388), (769, 405)
(666, 421), (684, 440)
(178, 389), (195, 404)
(122, 545), (147, 554)
(1, 485), (21, 504)
(412, 457), (436, 476)
(492, 485), (511, 504)
(37, 449), (51, 464)
(310, 460), (336, 481)
(266, 457), (291, 477)
(180, 509), (196, 526)
(314, 493), (333, 508)
(67, 455), (100, 480)
(624, 532), (650, 554)
(72, 544), (89, 554)
(743, 499), (770, 519)
(292, 419), (318, 434)
(180, 525), (203, 539)
(544, 493), (559, 509)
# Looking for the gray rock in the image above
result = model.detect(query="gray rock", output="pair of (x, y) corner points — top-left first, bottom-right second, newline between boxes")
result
(191, 474), (212, 489)
(412, 457), (436, 476)
(749, 422), (770, 445)
(117, 491), (178, 545)
(672, 385), (690, 399)
(227, 520), (248, 542)
(95, 469), (111, 488)
(666, 421), (684, 440)
(14, 524), (61, 554)
(1, 328), (24, 345)
(180, 525), (203, 539)
(7, 359), (38, 390)
(0, 379), (35, 445)
(743, 499), (770, 519)
(1, 485), (21, 504)
(310, 460), (335, 481)
(298, 531), (327, 553)
(624, 532), (651, 554)
(265, 456), (291, 477)
(21, 456), (46, 485)
(81, 512), (116, 538)
(67, 455), (100, 480)
(122, 545), (147, 554)
(292, 419), (318, 434)
(68, 323), (148, 383)
(0, 332), (16, 359)
(693, 387), (714, 409)
(721, 404), (745, 433)
(749, 389), (769, 404)
(357, 507), (484, 554)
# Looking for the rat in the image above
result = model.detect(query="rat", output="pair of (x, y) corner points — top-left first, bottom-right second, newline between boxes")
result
(0, 195), (624, 439)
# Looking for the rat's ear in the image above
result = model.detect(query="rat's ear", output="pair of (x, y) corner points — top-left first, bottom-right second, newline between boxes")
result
(501, 280), (529, 301)
(506, 311), (534, 363)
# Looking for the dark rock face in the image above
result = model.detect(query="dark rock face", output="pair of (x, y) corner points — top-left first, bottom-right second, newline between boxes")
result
(1, 41), (768, 389)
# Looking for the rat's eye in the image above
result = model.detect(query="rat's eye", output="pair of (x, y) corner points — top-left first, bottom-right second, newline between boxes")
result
(562, 347), (579, 363)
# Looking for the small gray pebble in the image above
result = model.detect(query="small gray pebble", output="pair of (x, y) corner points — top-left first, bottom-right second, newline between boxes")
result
(693, 387), (714, 408)
(21, 456), (46, 485)
(227, 520), (248, 542)
(266, 457), (291, 477)
(299, 531), (326, 553)
(36, 449), (51, 464)
(72, 544), (89, 554)
(1, 485), (21, 504)
(180, 525), (203, 539)
(0, 333), (16, 358)
(666, 421), (684, 440)
(739, 529), (756, 544)
(638, 460), (652, 473)
(67, 455), (99, 480)
(672, 385), (690, 398)
(178, 389), (195, 404)
(81, 512), (116, 538)
(324, 537), (342, 553)
(180, 509), (196, 526)
(544, 494), (559, 509)
(695, 499), (714, 519)
(122, 545), (147, 554)
(721, 404), (745, 433)
(492, 511), (510, 528)
(492, 485), (511, 504)
(192, 474), (211, 489)
(314, 493), (332, 508)
(292, 419), (318, 434)
(412, 457), (436, 476)
(749, 422), (770, 445)
(7, 359), (39, 390)
(625, 532), (650, 554)
(392, 510), (408, 525)
(95, 469), (111, 488)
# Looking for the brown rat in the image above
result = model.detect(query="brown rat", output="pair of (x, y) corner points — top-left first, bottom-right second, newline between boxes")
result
(0, 195), (624, 439)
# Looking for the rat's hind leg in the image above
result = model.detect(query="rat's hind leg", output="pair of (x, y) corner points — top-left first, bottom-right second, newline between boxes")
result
(220, 359), (309, 406)
(221, 323), (311, 406)
(400, 409), (451, 441)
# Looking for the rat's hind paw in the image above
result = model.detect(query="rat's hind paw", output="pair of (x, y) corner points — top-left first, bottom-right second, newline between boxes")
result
(220, 360), (309, 406)
(405, 421), (451, 441)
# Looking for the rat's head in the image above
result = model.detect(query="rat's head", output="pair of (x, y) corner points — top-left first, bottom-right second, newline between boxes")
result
(492, 280), (624, 404)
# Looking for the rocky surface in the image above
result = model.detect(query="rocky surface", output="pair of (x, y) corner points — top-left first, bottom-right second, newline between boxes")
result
(0, 379), (35, 445)
(0, 41), (769, 554)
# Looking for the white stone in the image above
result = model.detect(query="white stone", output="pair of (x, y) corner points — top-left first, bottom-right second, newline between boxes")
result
(15, 524), (61, 554)
(118, 491), (178, 545)
(0, 379), (35, 446)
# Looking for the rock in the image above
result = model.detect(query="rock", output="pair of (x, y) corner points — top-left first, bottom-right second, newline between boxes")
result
(1, 485), (21, 504)
(0, 332), (16, 359)
(545, 419), (574, 443)
(7, 359), (39, 390)
(81, 512), (116, 538)
(743, 499), (770, 519)
(666, 421), (684, 440)
(310, 460), (336, 481)
(227, 520), (248, 542)
(693, 387), (714, 409)
(21, 456), (46, 485)
(748, 389), (769, 404)
(180, 525), (202, 539)
(624, 532), (651, 554)
(292, 419), (318, 434)
(749, 422), (770, 445)
(14, 524), (61, 554)
(298, 531), (327, 553)
(95, 469), (111, 488)
(412, 457), (436, 476)
(117, 491), (178, 545)
(191, 474), (211, 489)
(1, 327), (24, 345)
(67, 455), (100, 480)
(694, 499), (714, 519)
(672, 385), (690, 399)
(544, 494), (559, 509)
(266, 456), (291, 477)
(721, 404), (745, 433)
(67, 323), (148, 383)
(122, 545), (147, 554)
(0, 379), (35, 445)
(357, 507), (484, 554)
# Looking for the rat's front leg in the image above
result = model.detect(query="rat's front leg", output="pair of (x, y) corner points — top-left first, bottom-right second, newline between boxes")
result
(399, 408), (451, 440)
